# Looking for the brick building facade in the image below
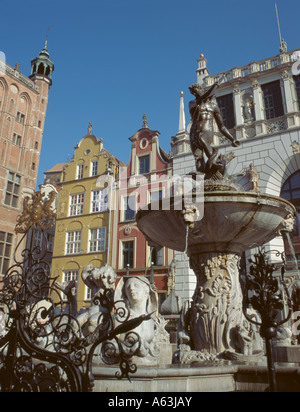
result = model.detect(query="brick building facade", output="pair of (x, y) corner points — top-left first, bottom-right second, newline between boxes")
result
(0, 42), (54, 275)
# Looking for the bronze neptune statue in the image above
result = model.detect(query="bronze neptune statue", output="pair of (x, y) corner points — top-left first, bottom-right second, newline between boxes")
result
(189, 82), (240, 180)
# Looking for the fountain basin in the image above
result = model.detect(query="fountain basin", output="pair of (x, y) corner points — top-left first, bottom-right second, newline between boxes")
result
(136, 191), (296, 256)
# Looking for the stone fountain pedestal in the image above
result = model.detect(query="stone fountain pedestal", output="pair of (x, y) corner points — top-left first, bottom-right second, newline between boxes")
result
(188, 252), (244, 356)
(137, 188), (296, 362)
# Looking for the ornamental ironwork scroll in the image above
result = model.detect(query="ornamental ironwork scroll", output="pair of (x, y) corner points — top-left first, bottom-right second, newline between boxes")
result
(0, 190), (149, 392)
(243, 248), (293, 392)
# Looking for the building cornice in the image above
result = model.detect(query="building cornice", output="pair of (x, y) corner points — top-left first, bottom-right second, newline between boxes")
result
(202, 49), (300, 90)
(1, 62), (39, 93)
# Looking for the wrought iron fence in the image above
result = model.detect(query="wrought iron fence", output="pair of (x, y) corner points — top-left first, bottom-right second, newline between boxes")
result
(243, 248), (293, 392)
(0, 190), (149, 392)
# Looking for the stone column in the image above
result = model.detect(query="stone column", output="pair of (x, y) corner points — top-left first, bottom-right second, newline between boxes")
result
(282, 71), (295, 113)
(233, 86), (244, 127)
(281, 70), (298, 129)
(233, 86), (245, 140)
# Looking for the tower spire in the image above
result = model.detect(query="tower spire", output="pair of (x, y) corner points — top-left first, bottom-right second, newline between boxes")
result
(178, 91), (186, 133)
(196, 53), (209, 86)
(275, 3), (282, 43)
(29, 40), (54, 87)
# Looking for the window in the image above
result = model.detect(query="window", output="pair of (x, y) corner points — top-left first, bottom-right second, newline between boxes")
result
(91, 190), (108, 213)
(139, 155), (150, 175)
(91, 160), (98, 177)
(281, 171), (300, 265)
(281, 171), (300, 207)
(261, 81), (284, 120)
(122, 241), (134, 268)
(33, 230), (43, 248)
(150, 190), (163, 203)
(16, 111), (25, 125)
(0, 231), (13, 275)
(69, 193), (85, 216)
(85, 287), (92, 301)
(123, 196), (136, 221)
(151, 247), (164, 266)
(47, 233), (54, 252)
(63, 270), (79, 283)
(294, 75), (300, 110)
(12, 133), (22, 146)
(77, 164), (84, 180)
(89, 227), (106, 253)
(66, 231), (82, 255)
(4, 172), (21, 208)
(216, 94), (235, 129)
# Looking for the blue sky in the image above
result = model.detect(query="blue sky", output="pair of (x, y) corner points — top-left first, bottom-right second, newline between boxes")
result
(0, 0), (299, 186)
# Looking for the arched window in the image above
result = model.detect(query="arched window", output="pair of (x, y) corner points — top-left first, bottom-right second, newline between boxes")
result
(281, 171), (300, 208)
(281, 171), (300, 265)
(38, 63), (45, 75)
(0, 82), (4, 110)
(45, 66), (51, 77)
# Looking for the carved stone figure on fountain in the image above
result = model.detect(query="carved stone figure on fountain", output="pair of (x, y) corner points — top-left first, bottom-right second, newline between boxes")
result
(235, 320), (255, 356)
(188, 82), (240, 181)
(82, 263), (117, 304)
(76, 264), (118, 337)
(113, 276), (169, 365)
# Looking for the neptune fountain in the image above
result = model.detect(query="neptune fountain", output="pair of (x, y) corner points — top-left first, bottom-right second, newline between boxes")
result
(136, 81), (296, 364)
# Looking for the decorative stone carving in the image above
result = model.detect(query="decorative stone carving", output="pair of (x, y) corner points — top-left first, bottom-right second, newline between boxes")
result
(56, 267), (169, 366)
(291, 141), (300, 154)
(274, 325), (292, 346)
(113, 276), (169, 365)
(182, 204), (198, 229)
(174, 252), (263, 362)
(189, 253), (243, 355)
(251, 80), (260, 90)
(124, 226), (132, 235)
(242, 93), (255, 124)
(76, 265), (118, 337)
(276, 213), (295, 235)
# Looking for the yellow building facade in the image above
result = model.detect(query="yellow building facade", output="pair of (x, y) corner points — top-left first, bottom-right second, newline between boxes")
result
(52, 129), (125, 310)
